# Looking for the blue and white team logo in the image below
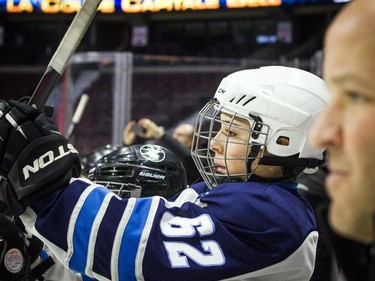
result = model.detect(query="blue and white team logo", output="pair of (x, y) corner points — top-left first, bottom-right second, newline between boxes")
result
(140, 144), (165, 162)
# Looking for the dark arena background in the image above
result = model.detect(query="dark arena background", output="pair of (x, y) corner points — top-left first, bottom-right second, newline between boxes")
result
(0, 0), (349, 154)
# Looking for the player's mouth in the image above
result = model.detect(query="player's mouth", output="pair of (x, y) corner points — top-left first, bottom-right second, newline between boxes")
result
(213, 162), (226, 174)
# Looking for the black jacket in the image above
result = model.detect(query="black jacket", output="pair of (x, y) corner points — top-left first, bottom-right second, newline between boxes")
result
(318, 205), (375, 281)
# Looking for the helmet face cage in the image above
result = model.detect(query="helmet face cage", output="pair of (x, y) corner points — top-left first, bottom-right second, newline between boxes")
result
(191, 99), (269, 189)
(95, 180), (142, 199)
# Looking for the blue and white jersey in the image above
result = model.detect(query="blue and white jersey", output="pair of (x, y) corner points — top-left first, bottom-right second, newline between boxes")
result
(31, 247), (91, 281)
(21, 178), (318, 281)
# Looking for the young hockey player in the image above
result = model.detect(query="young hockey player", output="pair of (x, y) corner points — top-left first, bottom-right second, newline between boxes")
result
(0, 65), (329, 280)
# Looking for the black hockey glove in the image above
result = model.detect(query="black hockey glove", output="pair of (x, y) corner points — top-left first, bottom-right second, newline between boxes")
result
(0, 99), (81, 215)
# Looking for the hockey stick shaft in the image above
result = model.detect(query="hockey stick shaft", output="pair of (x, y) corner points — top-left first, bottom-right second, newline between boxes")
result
(66, 93), (90, 140)
(28, 0), (102, 109)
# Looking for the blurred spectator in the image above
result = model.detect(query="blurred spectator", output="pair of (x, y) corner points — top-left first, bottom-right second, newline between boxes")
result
(123, 119), (201, 185)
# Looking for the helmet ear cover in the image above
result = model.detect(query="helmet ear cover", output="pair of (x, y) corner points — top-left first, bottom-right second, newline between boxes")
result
(246, 140), (321, 183)
(251, 131), (324, 181)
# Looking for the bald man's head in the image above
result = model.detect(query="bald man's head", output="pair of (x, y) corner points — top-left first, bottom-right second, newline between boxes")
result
(173, 123), (194, 148)
(323, 0), (375, 96)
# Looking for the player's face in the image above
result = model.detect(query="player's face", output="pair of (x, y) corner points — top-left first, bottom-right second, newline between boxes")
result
(310, 2), (375, 243)
(209, 114), (250, 180)
(210, 113), (282, 180)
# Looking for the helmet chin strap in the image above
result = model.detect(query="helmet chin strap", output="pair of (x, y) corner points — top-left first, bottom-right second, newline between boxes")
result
(247, 167), (302, 183)
(258, 156), (325, 170)
(246, 154), (324, 183)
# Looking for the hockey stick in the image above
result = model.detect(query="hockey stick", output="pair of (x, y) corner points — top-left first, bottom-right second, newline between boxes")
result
(28, 0), (102, 109)
(66, 93), (90, 140)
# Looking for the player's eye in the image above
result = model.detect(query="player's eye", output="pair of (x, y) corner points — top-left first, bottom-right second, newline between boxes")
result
(346, 91), (366, 103)
(223, 128), (236, 137)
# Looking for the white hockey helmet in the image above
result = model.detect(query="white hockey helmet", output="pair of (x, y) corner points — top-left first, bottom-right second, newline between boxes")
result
(191, 66), (330, 188)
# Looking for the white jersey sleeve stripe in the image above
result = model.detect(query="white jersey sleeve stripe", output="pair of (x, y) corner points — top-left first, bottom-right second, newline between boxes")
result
(85, 192), (116, 276)
(111, 198), (137, 281)
(117, 197), (153, 281)
(65, 184), (97, 266)
(135, 197), (161, 281)
(68, 185), (112, 272)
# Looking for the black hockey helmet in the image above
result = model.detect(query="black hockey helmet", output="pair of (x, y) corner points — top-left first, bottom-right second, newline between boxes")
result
(88, 144), (187, 199)
(81, 144), (122, 177)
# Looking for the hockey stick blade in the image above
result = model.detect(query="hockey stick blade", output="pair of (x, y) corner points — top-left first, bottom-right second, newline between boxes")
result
(29, 0), (102, 109)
